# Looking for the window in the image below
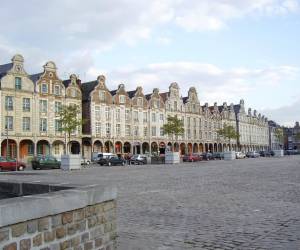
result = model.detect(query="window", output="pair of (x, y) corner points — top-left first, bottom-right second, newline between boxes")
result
(116, 109), (120, 122)
(192, 104), (196, 112)
(116, 124), (121, 136)
(160, 127), (164, 136)
(22, 117), (30, 131)
(96, 122), (101, 134)
(137, 98), (143, 107)
(95, 106), (101, 121)
(54, 85), (60, 95)
(151, 126), (156, 136)
(71, 89), (77, 97)
(105, 107), (110, 120)
(152, 113), (156, 122)
(187, 117), (190, 127)
(156, 100), (160, 109)
(23, 98), (30, 112)
(125, 110), (130, 121)
(106, 123), (111, 136)
(55, 120), (62, 132)
(125, 125), (131, 136)
(119, 95), (125, 104)
(54, 144), (60, 155)
(134, 111), (138, 122)
(160, 114), (164, 122)
(39, 100), (48, 113)
(99, 91), (106, 101)
(55, 102), (62, 113)
(143, 112), (147, 123)
(41, 83), (48, 93)
(5, 96), (13, 111)
(193, 118), (196, 126)
(15, 77), (22, 90)
(5, 116), (13, 130)
(40, 118), (47, 132)
(144, 127), (148, 137)
(134, 126), (138, 136)
(174, 101), (177, 111)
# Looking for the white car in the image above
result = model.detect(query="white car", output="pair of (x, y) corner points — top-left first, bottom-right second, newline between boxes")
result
(236, 152), (246, 159)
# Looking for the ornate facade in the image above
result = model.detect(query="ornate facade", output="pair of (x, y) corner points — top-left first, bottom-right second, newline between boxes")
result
(0, 55), (82, 161)
(0, 54), (270, 161)
(80, 75), (269, 158)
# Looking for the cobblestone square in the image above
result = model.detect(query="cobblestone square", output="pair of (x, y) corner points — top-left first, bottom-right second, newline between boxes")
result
(1, 156), (300, 249)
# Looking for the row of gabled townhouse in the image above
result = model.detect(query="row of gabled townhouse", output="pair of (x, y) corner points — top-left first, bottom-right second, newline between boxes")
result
(0, 54), (270, 162)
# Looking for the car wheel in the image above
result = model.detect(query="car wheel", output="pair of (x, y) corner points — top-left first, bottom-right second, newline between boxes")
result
(122, 162), (125, 166)
(108, 162), (112, 166)
(18, 166), (24, 171)
(87, 161), (90, 165)
(191, 159), (194, 162)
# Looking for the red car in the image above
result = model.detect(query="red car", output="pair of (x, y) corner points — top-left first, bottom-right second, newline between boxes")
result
(0, 157), (26, 171)
(182, 154), (202, 162)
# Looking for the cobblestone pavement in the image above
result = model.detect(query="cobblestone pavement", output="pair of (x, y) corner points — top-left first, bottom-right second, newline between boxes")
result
(1, 156), (300, 249)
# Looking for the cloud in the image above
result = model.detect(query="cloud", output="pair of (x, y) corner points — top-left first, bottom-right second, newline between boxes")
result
(262, 99), (300, 126)
(101, 61), (298, 106)
(0, 0), (298, 64)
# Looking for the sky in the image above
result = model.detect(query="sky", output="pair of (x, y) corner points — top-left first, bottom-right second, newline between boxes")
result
(0, 0), (299, 126)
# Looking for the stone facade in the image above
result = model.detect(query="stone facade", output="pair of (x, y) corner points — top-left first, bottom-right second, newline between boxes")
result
(0, 200), (116, 250)
(0, 54), (271, 161)
(81, 76), (269, 157)
(0, 55), (82, 161)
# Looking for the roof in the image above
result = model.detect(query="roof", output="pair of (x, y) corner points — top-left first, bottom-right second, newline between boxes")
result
(110, 89), (117, 96)
(145, 93), (152, 100)
(182, 96), (188, 104)
(127, 90), (136, 98)
(62, 79), (71, 88)
(159, 92), (169, 102)
(80, 81), (98, 101)
(0, 63), (13, 79)
(29, 72), (43, 83)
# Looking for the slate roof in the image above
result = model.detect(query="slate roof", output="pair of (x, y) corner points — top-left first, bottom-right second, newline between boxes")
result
(80, 81), (98, 101)
(233, 104), (241, 114)
(145, 93), (152, 100)
(62, 78), (81, 88)
(29, 72), (43, 83)
(182, 96), (188, 104)
(127, 90), (137, 98)
(0, 63), (13, 79)
(110, 89), (117, 96)
(159, 92), (169, 102)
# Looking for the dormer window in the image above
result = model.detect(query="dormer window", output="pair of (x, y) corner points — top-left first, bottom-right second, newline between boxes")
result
(99, 91), (106, 101)
(41, 83), (48, 93)
(137, 97), (143, 107)
(54, 85), (60, 95)
(119, 95), (125, 104)
(15, 77), (22, 90)
(71, 89), (77, 97)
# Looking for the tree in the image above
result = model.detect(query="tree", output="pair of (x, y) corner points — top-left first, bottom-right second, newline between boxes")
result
(217, 123), (239, 151)
(58, 104), (83, 154)
(274, 127), (284, 149)
(163, 115), (184, 152)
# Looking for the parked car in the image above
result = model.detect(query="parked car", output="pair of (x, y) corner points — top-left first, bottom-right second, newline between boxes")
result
(81, 157), (91, 165)
(31, 156), (61, 170)
(130, 155), (147, 165)
(236, 152), (246, 159)
(102, 156), (126, 166)
(259, 151), (271, 157)
(95, 153), (115, 162)
(212, 152), (224, 160)
(201, 152), (213, 160)
(98, 154), (116, 166)
(182, 154), (202, 162)
(246, 151), (260, 158)
(0, 157), (26, 171)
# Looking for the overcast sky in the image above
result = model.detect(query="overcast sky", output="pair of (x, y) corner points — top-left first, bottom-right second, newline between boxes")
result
(0, 0), (299, 126)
